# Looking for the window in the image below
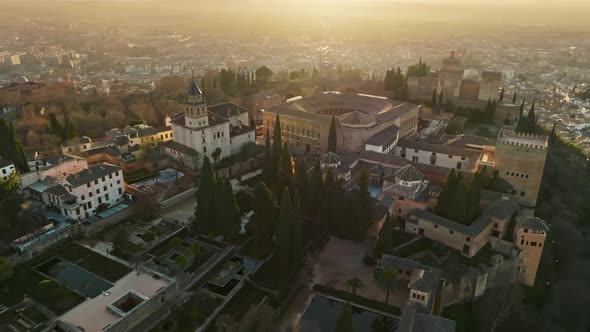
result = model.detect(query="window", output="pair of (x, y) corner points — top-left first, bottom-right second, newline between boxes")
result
(117, 180), (121, 184)
(521, 239), (524, 245)
(399, 196), (405, 201)
(118, 188), (123, 195)
(109, 174), (113, 179)
(95, 180), (98, 185)
(89, 192), (93, 197)
(524, 229), (528, 233)
(96, 189), (100, 194)
(105, 194), (109, 201)
(466, 237), (471, 242)
(81, 195), (85, 201)
(102, 176), (105, 182)
(103, 186), (107, 191)
(456, 162), (462, 169)
(448, 154), (453, 158)
(449, 230), (454, 234)
(434, 224), (438, 228)
(494, 222), (498, 228)
(461, 156), (466, 160)
(98, 197), (102, 204)
(87, 201), (92, 209)
(414, 149), (418, 153)
(531, 241), (537, 246)
(520, 191), (525, 197)
(412, 156), (418, 162)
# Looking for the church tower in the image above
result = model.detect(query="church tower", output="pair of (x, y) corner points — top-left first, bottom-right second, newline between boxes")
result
(184, 79), (209, 129)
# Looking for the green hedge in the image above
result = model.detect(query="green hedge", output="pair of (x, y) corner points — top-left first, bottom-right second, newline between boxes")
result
(312, 284), (401, 316)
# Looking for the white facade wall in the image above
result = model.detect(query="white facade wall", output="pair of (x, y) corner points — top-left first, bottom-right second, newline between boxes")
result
(172, 122), (231, 160)
(394, 147), (479, 172)
(230, 131), (255, 155)
(1, 163), (16, 180)
(43, 168), (125, 220)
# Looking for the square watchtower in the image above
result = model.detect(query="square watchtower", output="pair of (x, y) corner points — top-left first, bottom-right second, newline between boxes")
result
(494, 128), (548, 208)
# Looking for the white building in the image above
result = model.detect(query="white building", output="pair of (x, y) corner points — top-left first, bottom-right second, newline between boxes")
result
(164, 80), (255, 167)
(24, 161), (125, 220)
(0, 158), (16, 180)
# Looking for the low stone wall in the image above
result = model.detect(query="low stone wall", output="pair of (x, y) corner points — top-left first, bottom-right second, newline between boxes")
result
(81, 207), (135, 237)
(160, 187), (197, 209)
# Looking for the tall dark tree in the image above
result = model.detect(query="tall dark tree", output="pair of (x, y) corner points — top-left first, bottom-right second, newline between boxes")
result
(375, 212), (393, 256)
(295, 160), (309, 214)
(193, 157), (216, 234)
(255, 66), (273, 85)
(215, 177), (241, 240)
(449, 173), (468, 224)
(436, 169), (458, 218)
(516, 100), (525, 132)
(438, 90), (444, 106)
(271, 114), (282, 183)
(275, 187), (293, 265)
(527, 100), (537, 133)
(290, 191), (303, 267)
(0, 172), (24, 228)
(308, 160), (324, 220)
(276, 142), (294, 201)
(262, 129), (273, 185)
(0, 119), (29, 172)
(466, 170), (483, 222)
(512, 92), (517, 104)
(334, 303), (353, 332)
(251, 182), (275, 255)
(499, 87), (505, 102)
(328, 115), (337, 153)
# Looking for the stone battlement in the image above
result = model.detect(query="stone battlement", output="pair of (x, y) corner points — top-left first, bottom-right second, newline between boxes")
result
(481, 71), (502, 80)
(497, 128), (548, 150)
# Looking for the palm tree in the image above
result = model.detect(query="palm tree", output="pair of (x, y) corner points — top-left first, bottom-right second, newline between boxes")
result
(344, 276), (366, 296)
(371, 316), (397, 332)
(375, 266), (397, 305)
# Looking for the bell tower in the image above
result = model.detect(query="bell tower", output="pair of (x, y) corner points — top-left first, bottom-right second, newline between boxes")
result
(184, 79), (209, 129)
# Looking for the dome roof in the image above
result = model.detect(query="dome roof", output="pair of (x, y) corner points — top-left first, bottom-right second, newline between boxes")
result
(394, 164), (424, 182)
(15, 76), (29, 84)
(319, 151), (342, 168)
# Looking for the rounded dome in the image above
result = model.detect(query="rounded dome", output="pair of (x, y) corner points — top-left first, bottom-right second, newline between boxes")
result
(15, 76), (29, 84)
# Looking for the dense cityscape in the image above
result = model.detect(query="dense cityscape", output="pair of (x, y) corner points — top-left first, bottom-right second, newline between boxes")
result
(0, 1), (589, 332)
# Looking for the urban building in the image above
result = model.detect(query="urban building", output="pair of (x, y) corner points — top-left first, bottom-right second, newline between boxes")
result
(28, 163), (125, 220)
(164, 80), (255, 167)
(0, 158), (16, 180)
(264, 93), (419, 154)
(382, 164), (439, 218)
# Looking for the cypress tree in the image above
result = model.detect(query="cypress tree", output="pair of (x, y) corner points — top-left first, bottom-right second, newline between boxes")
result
(466, 171), (483, 222)
(438, 90), (444, 106)
(327, 115), (337, 153)
(276, 187), (293, 265)
(449, 173), (468, 224)
(48, 113), (61, 137)
(308, 159), (324, 220)
(335, 303), (353, 332)
(262, 129), (273, 185)
(527, 101), (536, 132)
(252, 182), (274, 255)
(295, 160), (308, 214)
(193, 157), (216, 234)
(376, 212), (393, 256)
(0, 119), (29, 172)
(436, 169), (458, 218)
(291, 190), (303, 267)
(499, 87), (505, 102)
(512, 92), (517, 104)
(516, 101), (525, 132)
(272, 114), (282, 182)
(216, 177), (241, 240)
(277, 142), (294, 201)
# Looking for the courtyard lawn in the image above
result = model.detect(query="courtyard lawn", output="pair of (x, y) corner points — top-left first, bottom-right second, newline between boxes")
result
(154, 294), (223, 332)
(204, 283), (269, 332)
